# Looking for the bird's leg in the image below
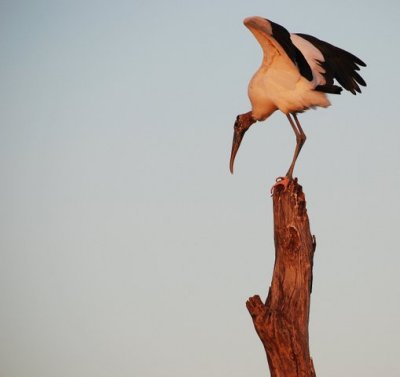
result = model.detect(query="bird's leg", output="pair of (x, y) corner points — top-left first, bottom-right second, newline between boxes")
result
(293, 113), (306, 147)
(271, 113), (306, 195)
(286, 113), (306, 179)
(229, 111), (256, 174)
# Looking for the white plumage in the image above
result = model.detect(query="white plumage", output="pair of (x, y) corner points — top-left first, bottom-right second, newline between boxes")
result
(245, 17), (330, 119)
(290, 34), (326, 86)
(229, 16), (366, 181)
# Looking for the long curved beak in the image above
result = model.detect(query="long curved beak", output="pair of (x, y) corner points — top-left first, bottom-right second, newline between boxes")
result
(229, 120), (246, 174)
(229, 112), (255, 174)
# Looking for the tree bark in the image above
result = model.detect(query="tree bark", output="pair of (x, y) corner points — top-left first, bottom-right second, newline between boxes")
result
(246, 178), (316, 377)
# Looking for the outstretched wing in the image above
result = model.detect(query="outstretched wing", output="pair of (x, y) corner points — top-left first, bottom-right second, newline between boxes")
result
(267, 20), (314, 82)
(244, 17), (314, 82)
(295, 33), (367, 95)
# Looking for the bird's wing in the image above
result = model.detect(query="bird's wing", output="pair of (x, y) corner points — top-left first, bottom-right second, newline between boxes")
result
(266, 20), (314, 81)
(244, 18), (314, 82)
(295, 33), (366, 94)
(290, 34), (331, 88)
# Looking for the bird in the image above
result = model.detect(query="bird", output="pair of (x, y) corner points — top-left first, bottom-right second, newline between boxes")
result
(229, 17), (366, 188)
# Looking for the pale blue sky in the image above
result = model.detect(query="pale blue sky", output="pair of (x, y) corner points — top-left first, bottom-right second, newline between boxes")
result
(1, 1), (400, 376)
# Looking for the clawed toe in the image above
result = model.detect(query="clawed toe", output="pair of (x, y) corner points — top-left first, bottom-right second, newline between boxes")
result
(270, 176), (291, 195)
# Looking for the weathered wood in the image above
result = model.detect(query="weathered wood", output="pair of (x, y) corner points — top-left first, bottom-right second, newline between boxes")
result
(247, 178), (316, 377)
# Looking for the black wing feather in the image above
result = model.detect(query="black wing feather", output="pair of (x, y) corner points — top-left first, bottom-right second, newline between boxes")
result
(268, 20), (314, 82)
(296, 33), (367, 95)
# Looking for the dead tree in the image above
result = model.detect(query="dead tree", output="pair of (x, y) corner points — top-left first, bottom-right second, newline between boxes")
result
(246, 178), (317, 377)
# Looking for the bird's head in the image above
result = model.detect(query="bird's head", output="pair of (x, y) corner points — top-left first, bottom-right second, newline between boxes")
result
(229, 112), (256, 174)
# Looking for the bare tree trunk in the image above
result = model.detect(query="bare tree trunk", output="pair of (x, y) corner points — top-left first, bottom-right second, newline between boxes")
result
(246, 178), (317, 377)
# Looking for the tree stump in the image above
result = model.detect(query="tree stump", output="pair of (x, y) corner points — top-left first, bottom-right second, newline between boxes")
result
(246, 178), (317, 377)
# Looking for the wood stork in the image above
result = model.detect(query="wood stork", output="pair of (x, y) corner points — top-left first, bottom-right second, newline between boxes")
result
(229, 17), (366, 185)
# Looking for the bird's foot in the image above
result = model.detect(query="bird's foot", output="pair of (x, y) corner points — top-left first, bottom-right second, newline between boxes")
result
(270, 176), (292, 195)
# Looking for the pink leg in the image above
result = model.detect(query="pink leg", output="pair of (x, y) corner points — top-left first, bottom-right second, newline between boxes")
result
(286, 113), (306, 179)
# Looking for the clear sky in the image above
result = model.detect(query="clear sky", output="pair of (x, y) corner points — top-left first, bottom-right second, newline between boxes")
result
(1, 1), (399, 376)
